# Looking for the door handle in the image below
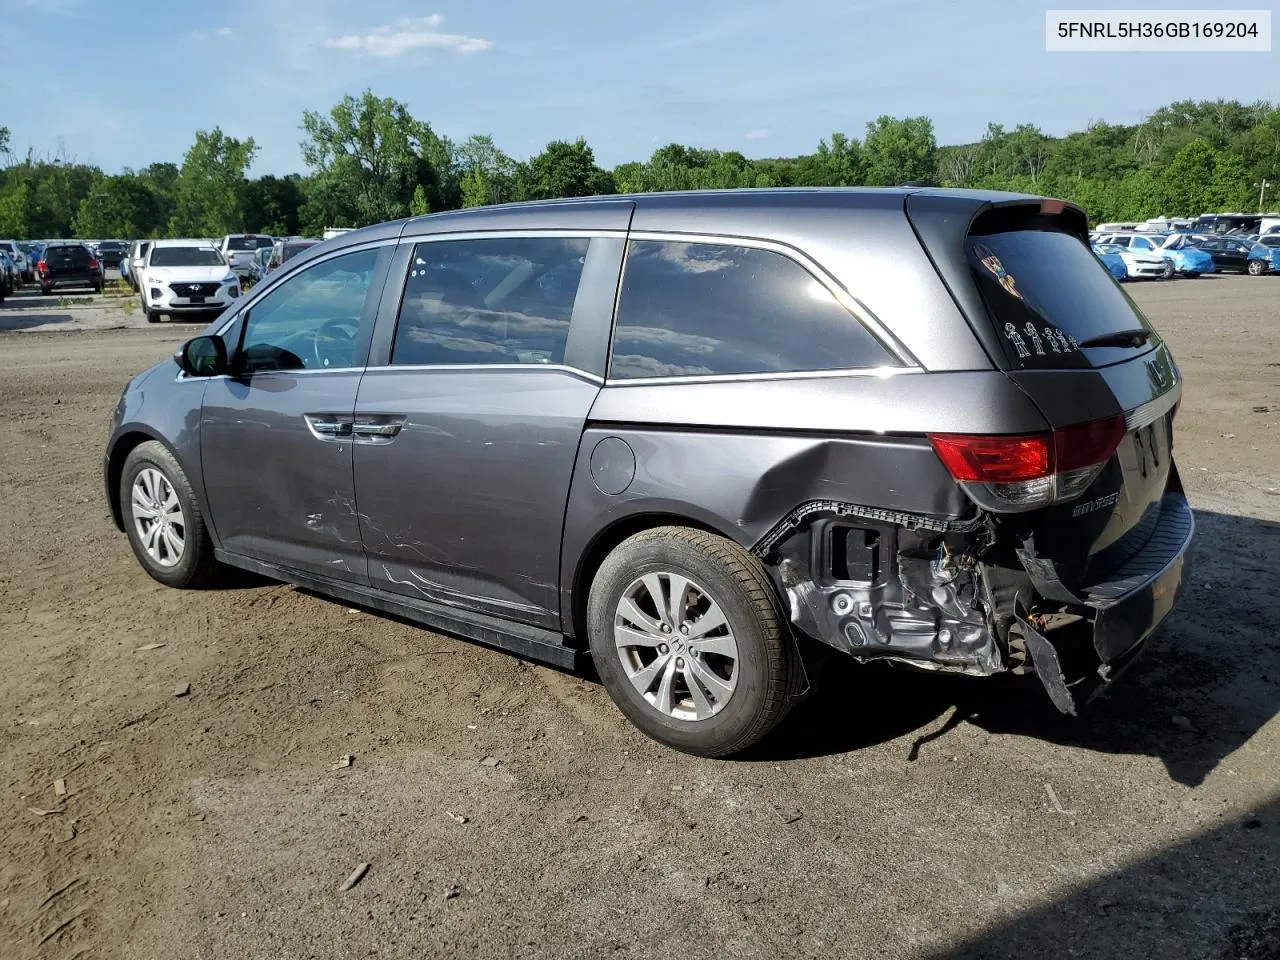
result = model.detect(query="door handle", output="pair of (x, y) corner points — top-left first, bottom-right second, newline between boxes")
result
(352, 416), (406, 444)
(304, 414), (353, 441)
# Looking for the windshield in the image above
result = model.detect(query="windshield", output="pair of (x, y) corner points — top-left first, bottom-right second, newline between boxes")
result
(0, 242), (14, 254)
(967, 228), (1154, 369)
(225, 237), (259, 252)
(150, 246), (225, 267)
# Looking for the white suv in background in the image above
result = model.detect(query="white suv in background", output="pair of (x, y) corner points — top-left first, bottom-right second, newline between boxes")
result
(139, 240), (240, 323)
(219, 234), (275, 283)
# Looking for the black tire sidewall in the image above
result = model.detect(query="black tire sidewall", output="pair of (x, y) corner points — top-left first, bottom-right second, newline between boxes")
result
(587, 534), (786, 756)
(119, 442), (211, 588)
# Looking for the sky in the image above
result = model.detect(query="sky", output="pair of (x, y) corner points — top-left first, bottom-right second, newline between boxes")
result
(1, 0), (1277, 176)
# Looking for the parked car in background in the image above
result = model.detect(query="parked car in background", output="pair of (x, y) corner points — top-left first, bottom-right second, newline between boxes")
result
(96, 239), (128, 269)
(1192, 235), (1252, 273)
(1091, 243), (1129, 281)
(0, 240), (32, 282)
(249, 245), (273, 285)
(1248, 235), (1280, 275)
(0, 250), (16, 300)
(104, 189), (1193, 756)
(219, 234), (275, 283)
(265, 237), (321, 276)
(138, 239), (240, 322)
(126, 240), (152, 292)
(37, 241), (104, 294)
(1154, 234), (1216, 277)
(1092, 237), (1171, 279)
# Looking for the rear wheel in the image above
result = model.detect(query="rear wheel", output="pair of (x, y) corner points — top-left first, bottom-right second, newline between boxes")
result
(119, 441), (218, 588)
(40, 285), (53, 296)
(1248, 260), (1266, 276)
(587, 526), (798, 757)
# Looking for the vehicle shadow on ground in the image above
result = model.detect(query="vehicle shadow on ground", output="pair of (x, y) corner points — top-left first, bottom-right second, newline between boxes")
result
(746, 509), (1280, 788)
(928, 795), (1280, 960)
(0, 311), (73, 332)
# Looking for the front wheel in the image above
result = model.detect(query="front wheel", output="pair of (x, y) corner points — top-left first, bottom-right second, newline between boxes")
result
(119, 441), (219, 588)
(587, 526), (798, 757)
(1248, 260), (1266, 276)
(1160, 260), (1175, 279)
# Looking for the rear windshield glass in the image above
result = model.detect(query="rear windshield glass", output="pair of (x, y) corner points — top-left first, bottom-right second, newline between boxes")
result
(47, 245), (91, 262)
(966, 228), (1154, 369)
(283, 242), (317, 260)
(225, 237), (258, 251)
(151, 247), (225, 267)
(0, 242), (14, 254)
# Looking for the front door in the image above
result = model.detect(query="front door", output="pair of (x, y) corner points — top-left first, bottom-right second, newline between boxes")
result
(352, 235), (619, 629)
(201, 245), (388, 582)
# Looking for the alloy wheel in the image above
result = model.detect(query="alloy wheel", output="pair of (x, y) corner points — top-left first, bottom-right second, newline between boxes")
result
(613, 572), (739, 721)
(131, 468), (186, 567)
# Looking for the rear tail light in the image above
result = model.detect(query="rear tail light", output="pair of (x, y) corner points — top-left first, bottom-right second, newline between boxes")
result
(928, 415), (1126, 513)
(36, 260), (47, 273)
(89, 258), (100, 271)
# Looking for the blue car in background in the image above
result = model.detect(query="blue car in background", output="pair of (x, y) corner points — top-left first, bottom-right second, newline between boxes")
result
(1092, 244), (1129, 281)
(1247, 235), (1280, 275)
(1156, 234), (1216, 277)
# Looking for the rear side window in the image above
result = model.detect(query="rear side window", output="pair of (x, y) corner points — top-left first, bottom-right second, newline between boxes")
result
(609, 241), (894, 380)
(390, 237), (588, 366)
(967, 227), (1154, 370)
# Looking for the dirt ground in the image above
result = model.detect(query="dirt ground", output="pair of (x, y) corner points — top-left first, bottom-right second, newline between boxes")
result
(1, 276), (1277, 960)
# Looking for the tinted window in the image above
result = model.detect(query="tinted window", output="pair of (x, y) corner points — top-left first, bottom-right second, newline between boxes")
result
(150, 246), (225, 267)
(967, 229), (1155, 369)
(225, 237), (257, 252)
(609, 241), (894, 380)
(239, 248), (378, 372)
(390, 237), (587, 366)
(46, 245), (91, 264)
(0, 242), (14, 254)
(283, 242), (317, 261)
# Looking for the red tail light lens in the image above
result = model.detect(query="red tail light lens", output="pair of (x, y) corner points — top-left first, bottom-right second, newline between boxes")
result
(36, 260), (47, 272)
(1053, 415), (1126, 472)
(928, 414), (1127, 513)
(89, 258), (100, 271)
(927, 433), (1051, 483)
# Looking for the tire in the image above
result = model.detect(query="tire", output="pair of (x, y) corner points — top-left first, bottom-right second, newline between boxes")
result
(119, 441), (219, 588)
(40, 285), (53, 296)
(587, 526), (798, 757)
(1184, 272), (1200, 279)
(146, 309), (161, 323)
(1248, 260), (1266, 276)
(1160, 260), (1175, 279)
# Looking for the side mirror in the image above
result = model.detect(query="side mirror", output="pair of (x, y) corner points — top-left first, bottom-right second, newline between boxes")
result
(175, 335), (227, 377)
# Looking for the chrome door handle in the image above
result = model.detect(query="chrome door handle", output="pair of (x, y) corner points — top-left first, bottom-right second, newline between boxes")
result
(352, 416), (406, 443)
(352, 422), (402, 437)
(304, 415), (353, 441)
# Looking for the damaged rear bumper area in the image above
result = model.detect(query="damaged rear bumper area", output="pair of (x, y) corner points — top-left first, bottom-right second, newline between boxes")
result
(753, 490), (1194, 714)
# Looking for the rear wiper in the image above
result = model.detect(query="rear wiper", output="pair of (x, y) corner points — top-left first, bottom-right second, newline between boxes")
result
(1078, 328), (1152, 349)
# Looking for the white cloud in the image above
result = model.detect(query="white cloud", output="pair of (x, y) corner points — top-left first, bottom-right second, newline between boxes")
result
(188, 26), (233, 41)
(324, 15), (491, 58)
(745, 128), (773, 141)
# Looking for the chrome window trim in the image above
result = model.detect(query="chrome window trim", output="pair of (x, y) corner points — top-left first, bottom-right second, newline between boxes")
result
(174, 366), (366, 383)
(404, 228), (629, 244)
(361, 362), (603, 384)
(618, 230), (920, 371)
(600, 366), (915, 388)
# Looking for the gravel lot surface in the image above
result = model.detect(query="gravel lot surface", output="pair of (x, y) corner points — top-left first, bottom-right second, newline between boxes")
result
(1, 275), (1277, 959)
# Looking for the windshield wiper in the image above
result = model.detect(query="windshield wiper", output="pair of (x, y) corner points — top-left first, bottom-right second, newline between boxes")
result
(1078, 328), (1152, 349)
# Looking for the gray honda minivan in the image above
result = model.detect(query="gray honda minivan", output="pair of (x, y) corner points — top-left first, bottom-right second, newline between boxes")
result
(104, 189), (1193, 756)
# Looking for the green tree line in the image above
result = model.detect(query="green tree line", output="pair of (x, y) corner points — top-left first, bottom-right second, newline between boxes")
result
(2, 93), (1278, 240)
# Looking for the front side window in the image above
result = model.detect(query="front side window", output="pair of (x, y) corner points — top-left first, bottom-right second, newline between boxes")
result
(238, 248), (378, 372)
(609, 240), (895, 380)
(390, 237), (588, 366)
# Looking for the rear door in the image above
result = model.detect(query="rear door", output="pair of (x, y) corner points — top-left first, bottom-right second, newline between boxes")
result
(350, 232), (625, 630)
(908, 198), (1181, 588)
